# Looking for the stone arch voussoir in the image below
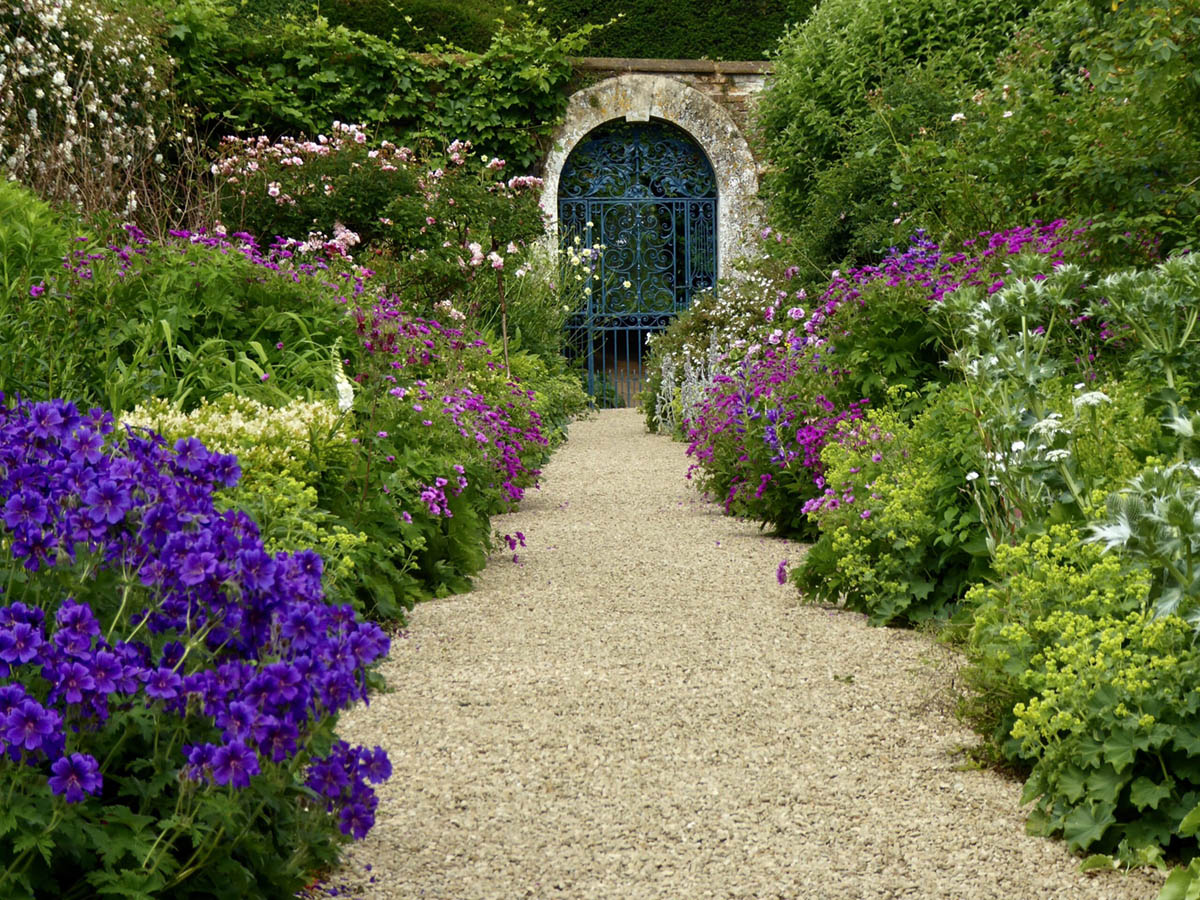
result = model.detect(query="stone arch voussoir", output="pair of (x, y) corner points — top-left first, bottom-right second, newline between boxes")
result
(541, 74), (761, 276)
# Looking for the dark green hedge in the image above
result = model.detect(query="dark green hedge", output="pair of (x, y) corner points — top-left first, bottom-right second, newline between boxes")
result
(243, 0), (816, 59)
(321, 0), (505, 51)
(540, 0), (817, 59)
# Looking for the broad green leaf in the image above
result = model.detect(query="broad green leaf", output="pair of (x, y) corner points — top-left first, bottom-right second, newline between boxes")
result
(1064, 801), (1117, 852)
(1086, 765), (1129, 806)
(1077, 734), (1105, 769)
(1102, 727), (1148, 771)
(1179, 801), (1200, 837)
(1130, 776), (1173, 811)
(1057, 764), (1088, 803)
(1078, 854), (1117, 873)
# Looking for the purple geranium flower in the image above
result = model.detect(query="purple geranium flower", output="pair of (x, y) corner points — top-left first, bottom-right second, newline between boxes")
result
(0, 621), (44, 665)
(210, 740), (260, 789)
(4, 698), (60, 751)
(48, 752), (102, 803)
(144, 666), (183, 701)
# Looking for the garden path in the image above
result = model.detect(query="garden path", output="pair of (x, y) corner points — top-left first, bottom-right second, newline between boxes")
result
(330, 409), (1162, 900)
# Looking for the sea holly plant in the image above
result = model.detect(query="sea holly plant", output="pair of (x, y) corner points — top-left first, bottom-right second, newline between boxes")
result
(1088, 458), (1200, 628)
(0, 396), (390, 898)
(1091, 254), (1200, 401)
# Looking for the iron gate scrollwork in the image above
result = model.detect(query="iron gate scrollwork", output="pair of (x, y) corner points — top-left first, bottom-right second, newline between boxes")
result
(559, 118), (717, 407)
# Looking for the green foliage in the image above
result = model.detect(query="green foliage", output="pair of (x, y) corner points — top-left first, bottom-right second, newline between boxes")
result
(1091, 255), (1200, 399)
(0, 180), (76, 310)
(321, 0), (504, 51)
(212, 125), (423, 252)
(819, 277), (948, 407)
(762, 0), (1200, 273)
(757, 0), (1042, 239)
(789, 62), (961, 268)
(896, 14), (1200, 265)
(246, 0), (812, 59)
(166, 2), (603, 170)
(1013, 609), (1200, 861)
(961, 524), (1152, 760)
(796, 385), (988, 624)
(538, 0), (816, 60)
(0, 226), (351, 413)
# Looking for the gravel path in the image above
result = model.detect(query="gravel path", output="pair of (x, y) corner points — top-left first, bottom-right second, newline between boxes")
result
(331, 409), (1162, 900)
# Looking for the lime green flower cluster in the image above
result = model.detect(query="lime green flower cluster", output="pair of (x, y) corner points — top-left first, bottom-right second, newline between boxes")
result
(962, 525), (1151, 758)
(1010, 608), (1200, 858)
(125, 395), (347, 481)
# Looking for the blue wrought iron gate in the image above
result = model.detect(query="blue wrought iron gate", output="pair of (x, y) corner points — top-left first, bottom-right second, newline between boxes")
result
(558, 118), (717, 406)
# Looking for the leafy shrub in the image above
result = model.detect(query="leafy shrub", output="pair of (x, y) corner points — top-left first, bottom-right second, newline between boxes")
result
(795, 385), (988, 624)
(0, 180), (76, 310)
(322, 0), (503, 51)
(1013, 609), (1200, 860)
(0, 221), (354, 412)
(897, 18), (1200, 265)
(0, 0), (172, 214)
(0, 397), (390, 898)
(962, 524), (1152, 760)
(167, 5), (603, 170)
(757, 0), (1042, 236)
(788, 62), (962, 267)
(211, 123), (422, 251)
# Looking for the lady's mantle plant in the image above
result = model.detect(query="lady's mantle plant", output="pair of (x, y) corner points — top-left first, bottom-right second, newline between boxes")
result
(0, 396), (390, 899)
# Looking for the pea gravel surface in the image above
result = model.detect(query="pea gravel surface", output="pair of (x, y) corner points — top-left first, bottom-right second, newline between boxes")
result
(330, 409), (1163, 900)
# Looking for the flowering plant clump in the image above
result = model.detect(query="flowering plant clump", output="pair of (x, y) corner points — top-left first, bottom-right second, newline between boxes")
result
(212, 122), (421, 251)
(329, 290), (554, 616)
(0, 215), (373, 413)
(213, 128), (547, 312)
(794, 386), (988, 624)
(124, 395), (348, 483)
(123, 395), (368, 603)
(1011, 609), (1200, 859)
(0, 396), (389, 898)
(674, 222), (1090, 535)
(0, 0), (171, 214)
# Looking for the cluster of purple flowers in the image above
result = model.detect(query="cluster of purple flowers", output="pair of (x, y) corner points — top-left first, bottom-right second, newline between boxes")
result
(685, 222), (1088, 521)
(0, 395), (389, 838)
(790, 222), (1082, 358)
(52, 220), (373, 306)
(418, 473), (468, 518)
(354, 294), (549, 506)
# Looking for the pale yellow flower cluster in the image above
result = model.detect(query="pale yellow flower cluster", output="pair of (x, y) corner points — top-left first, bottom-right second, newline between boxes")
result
(123, 395), (349, 481)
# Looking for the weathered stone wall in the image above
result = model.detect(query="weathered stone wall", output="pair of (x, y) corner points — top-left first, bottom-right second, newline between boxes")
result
(573, 58), (772, 142)
(539, 59), (773, 272)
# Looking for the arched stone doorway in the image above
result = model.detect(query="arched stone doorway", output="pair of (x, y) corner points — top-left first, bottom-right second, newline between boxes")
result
(542, 74), (761, 405)
(558, 117), (716, 405)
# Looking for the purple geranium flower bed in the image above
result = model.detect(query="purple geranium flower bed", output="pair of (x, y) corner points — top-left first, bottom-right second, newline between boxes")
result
(0, 395), (391, 896)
